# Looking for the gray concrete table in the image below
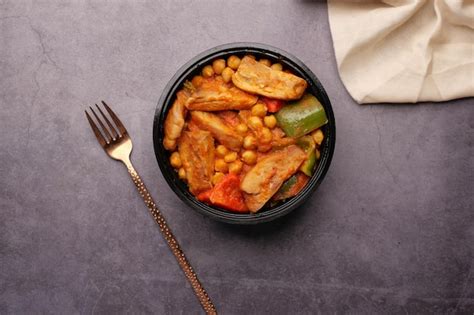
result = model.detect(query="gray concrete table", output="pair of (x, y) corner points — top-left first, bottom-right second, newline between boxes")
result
(1, 1), (473, 314)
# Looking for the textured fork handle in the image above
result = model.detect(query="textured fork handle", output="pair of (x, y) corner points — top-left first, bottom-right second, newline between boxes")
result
(125, 162), (217, 314)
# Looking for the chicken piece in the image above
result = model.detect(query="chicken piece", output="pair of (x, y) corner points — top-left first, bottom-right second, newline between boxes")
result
(271, 127), (296, 149)
(272, 127), (286, 138)
(186, 119), (201, 132)
(178, 130), (215, 194)
(217, 110), (240, 127)
(163, 90), (190, 150)
(272, 137), (296, 149)
(190, 111), (243, 151)
(186, 76), (258, 111)
(240, 145), (306, 212)
(237, 109), (252, 125)
(232, 56), (307, 100)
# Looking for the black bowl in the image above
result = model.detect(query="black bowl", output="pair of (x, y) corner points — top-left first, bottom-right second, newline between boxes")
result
(153, 43), (336, 224)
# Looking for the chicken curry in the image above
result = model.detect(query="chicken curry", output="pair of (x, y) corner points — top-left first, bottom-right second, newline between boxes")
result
(163, 55), (328, 213)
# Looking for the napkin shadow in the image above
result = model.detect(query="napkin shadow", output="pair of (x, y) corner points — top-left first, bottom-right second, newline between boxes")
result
(299, 0), (327, 5)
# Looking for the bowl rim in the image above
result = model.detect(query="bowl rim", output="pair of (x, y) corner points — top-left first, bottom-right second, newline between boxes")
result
(153, 42), (336, 224)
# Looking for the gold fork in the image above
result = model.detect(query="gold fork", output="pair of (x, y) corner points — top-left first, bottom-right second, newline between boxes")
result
(85, 101), (217, 314)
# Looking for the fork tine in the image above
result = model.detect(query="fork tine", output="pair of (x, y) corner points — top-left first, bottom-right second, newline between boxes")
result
(90, 106), (112, 142)
(85, 110), (107, 147)
(101, 101), (127, 135)
(95, 104), (119, 139)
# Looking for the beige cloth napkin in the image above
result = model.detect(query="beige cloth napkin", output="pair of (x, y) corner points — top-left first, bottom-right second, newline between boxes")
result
(327, 0), (474, 104)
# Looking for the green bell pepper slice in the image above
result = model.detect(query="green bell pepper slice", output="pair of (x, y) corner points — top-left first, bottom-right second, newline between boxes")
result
(275, 93), (328, 138)
(297, 136), (316, 176)
(272, 172), (310, 201)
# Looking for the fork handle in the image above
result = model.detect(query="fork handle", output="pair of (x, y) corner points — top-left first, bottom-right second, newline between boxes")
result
(125, 161), (217, 314)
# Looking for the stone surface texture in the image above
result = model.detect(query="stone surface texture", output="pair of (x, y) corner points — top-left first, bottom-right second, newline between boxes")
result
(1, 1), (473, 314)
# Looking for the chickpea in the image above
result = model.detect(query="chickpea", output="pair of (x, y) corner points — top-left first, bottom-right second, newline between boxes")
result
(264, 115), (277, 129)
(260, 127), (273, 144)
(312, 129), (324, 145)
(191, 75), (204, 87)
(248, 116), (263, 130)
(227, 55), (241, 70)
(178, 168), (186, 180)
(259, 58), (271, 67)
(236, 123), (248, 134)
(216, 144), (228, 157)
(212, 172), (225, 185)
(245, 54), (256, 60)
(170, 151), (182, 168)
(224, 152), (238, 163)
(202, 65), (214, 78)
(163, 138), (176, 151)
(271, 63), (283, 71)
(258, 143), (272, 153)
(251, 103), (267, 117)
(221, 67), (234, 83)
(229, 160), (243, 175)
(212, 59), (226, 75)
(215, 159), (228, 173)
(243, 135), (258, 149)
(241, 150), (257, 165)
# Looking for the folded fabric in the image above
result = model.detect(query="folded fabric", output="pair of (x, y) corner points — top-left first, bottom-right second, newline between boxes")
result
(327, 0), (474, 104)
